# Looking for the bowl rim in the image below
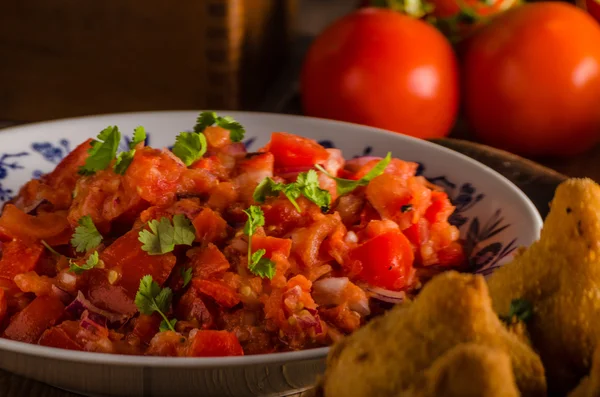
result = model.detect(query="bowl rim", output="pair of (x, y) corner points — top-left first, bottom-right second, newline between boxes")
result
(0, 110), (543, 367)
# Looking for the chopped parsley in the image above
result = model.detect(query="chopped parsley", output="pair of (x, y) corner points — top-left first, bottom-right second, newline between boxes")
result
(253, 170), (331, 212)
(71, 215), (103, 253)
(138, 214), (196, 256)
(501, 298), (533, 324)
(194, 111), (245, 142)
(79, 126), (121, 175)
(69, 251), (101, 275)
(242, 206), (275, 279)
(316, 152), (392, 196)
(135, 275), (177, 332)
(181, 267), (193, 288)
(114, 126), (146, 175)
(172, 131), (207, 166)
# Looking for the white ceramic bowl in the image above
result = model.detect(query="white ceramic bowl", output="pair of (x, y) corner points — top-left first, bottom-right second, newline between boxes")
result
(0, 111), (543, 397)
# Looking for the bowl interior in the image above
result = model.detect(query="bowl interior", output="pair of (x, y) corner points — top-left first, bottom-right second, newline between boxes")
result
(0, 110), (543, 369)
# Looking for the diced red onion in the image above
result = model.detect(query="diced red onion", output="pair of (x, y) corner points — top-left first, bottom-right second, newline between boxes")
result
(313, 277), (370, 316)
(80, 310), (107, 332)
(294, 308), (323, 335)
(344, 231), (358, 244)
(65, 291), (129, 326)
(312, 277), (349, 306)
(224, 142), (247, 157)
(51, 285), (73, 305)
(365, 286), (406, 304)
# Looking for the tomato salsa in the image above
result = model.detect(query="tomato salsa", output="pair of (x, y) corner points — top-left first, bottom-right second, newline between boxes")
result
(0, 113), (464, 357)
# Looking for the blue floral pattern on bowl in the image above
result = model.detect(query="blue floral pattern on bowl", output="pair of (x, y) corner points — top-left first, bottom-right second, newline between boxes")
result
(0, 131), (516, 276)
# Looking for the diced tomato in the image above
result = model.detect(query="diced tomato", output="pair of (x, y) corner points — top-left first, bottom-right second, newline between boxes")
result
(0, 205), (72, 245)
(206, 182), (238, 213)
(319, 303), (361, 333)
(266, 132), (329, 170)
(425, 191), (455, 224)
(38, 326), (83, 351)
(0, 240), (44, 281)
(175, 287), (215, 328)
(192, 208), (228, 244)
(191, 155), (229, 180)
(0, 289), (6, 324)
(291, 214), (341, 268)
(146, 331), (186, 357)
(13, 271), (54, 297)
(193, 279), (240, 308)
(204, 126), (232, 149)
(3, 295), (65, 343)
(100, 229), (176, 294)
(189, 244), (231, 279)
(45, 139), (92, 188)
(252, 235), (292, 258)
(185, 330), (244, 357)
(352, 158), (418, 182)
(437, 241), (466, 267)
(132, 314), (161, 345)
(87, 229), (176, 314)
(349, 230), (414, 291)
(176, 168), (219, 198)
(124, 147), (186, 206)
(262, 198), (308, 236)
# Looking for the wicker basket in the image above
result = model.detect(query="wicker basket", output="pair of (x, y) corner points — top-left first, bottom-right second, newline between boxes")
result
(0, 0), (297, 121)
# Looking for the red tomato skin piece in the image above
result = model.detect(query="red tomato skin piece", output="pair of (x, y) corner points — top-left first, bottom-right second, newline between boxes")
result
(185, 330), (244, 357)
(0, 239), (44, 281)
(349, 231), (415, 291)
(38, 326), (83, 351)
(301, 8), (459, 139)
(193, 279), (240, 309)
(192, 208), (228, 244)
(266, 132), (329, 170)
(0, 205), (72, 245)
(86, 229), (176, 315)
(251, 235), (292, 258)
(3, 295), (65, 343)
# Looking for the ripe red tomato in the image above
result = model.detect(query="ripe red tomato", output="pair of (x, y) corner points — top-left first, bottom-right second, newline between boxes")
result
(301, 8), (459, 140)
(463, 2), (600, 157)
(581, 0), (600, 22)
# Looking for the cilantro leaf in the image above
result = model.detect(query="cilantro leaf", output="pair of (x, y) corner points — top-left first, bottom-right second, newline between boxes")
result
(172, 132), (207, 166)
(79, 126), (121, 175)
(159, 318), (178, 333)
(194, 111), (218, 133)
(69, 251), (100, 275)
(242, 206), (276, 279)
(181, 267), (193, 288)
(114, 150), (136, 175)
(316, 152), (392, 196)
(500, 298), (533, 324)
(243, 206), (265, 237)
(215, 116), (245, 142)
(193, 111), (245, 142)
(296, 170), (331, 212)
(113, 126), (147, 175)
(130, 126), (147, 149)
(253, 177), (301, 211)
(249, 249), (276, 280)
(138, 214), (196, 255)
(135, 275), (177, 332)
(253, 170), (331, 212)
(71, 215), (103, 253)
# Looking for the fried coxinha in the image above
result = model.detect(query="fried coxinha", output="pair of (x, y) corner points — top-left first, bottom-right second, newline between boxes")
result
(488, 178), (600, 396)
(322, 271), (546, 397)
(321, 178), (600, 397)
